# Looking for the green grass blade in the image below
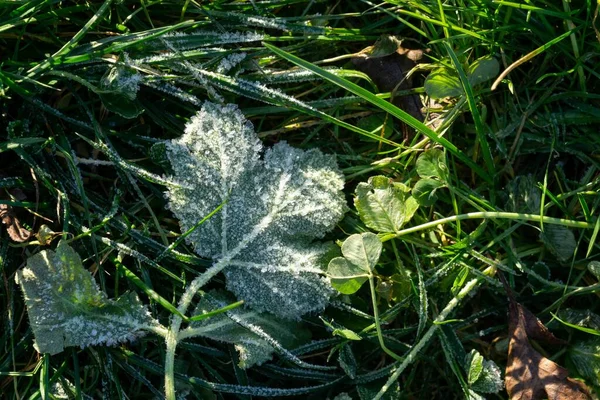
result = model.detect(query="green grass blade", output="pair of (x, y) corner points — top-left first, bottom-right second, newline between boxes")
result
(443, 43), (495, 180)
(586, 216), (600, 258)
(116, 260), (186, 322)
(264, 42), (492, 184)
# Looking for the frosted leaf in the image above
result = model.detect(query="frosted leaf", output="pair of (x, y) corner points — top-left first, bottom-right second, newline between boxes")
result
(506, 175), (541, 214)
(465, 350), (503, 394)
(568, 338), (600, 387)
(166, 102), (346, 319)
(190, 291), (310, 368)
(99, 64), (144, 118)
(541, 224), (576, 262)
(15, 241), (158, 355)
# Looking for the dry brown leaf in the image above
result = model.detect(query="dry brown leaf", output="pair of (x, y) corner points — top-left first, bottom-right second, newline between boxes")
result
(0, 203), (32, 242)
(352, 35), (426, 140)
(502, 276), (594, 399)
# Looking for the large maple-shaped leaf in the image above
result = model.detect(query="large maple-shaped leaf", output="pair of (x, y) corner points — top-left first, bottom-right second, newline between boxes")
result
(165, 102), (346, 319)
(15, 241), (157, 355)
(187, 291), (310, 368)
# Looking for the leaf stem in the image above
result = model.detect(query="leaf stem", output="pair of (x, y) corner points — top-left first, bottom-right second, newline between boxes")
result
(163, 262), (227, 399)
(369, 275), (403, 362)
(164, 327), (178, 400)
(381, 211), (595, 242)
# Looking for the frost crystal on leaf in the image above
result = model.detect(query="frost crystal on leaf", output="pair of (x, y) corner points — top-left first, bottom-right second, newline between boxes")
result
(165, 102), (346, 319)
(15, 241), (157, 355)
(189, 291), (310, 368)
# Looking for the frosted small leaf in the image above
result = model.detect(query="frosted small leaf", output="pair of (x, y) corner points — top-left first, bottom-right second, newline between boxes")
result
(568, 338), (600, 387)
(166, 102), (346, 319)
(541, 224), (576, 262)
(465, 350), (503, 394)
(190, 291), (310, 369)
(506, 175), (541, 214)
(99, 65), (144, 118)
(15, 241), (157, 355)
(341, 232), (381, 272)
(587, 261), (600, 280)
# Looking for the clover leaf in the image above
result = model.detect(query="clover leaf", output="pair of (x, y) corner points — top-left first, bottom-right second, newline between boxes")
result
(327, 233), (382, 294)
(354, 176), (418, 233)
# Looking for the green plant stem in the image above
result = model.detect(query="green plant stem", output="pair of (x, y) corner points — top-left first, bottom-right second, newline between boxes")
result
(163, 262), (227, 400)
(374, 272), (487, 400)
(381, 211), (595, 242)
(164, 327), (178, 400)
(369, 275), (402, 362)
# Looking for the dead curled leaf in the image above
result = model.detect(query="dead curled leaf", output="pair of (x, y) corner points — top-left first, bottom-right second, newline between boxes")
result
(504, 279), (594, 399)
(0, 203), (32, 242)
(352, 35), (426, 126)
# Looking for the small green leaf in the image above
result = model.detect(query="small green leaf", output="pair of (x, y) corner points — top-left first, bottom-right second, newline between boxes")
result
(467, 56), (500, 87)
(357, 114), (393, 141)
(354, 175), (419, 233)
(541, 225), (577, 262)
(412, 178), (444, 206)
(98, 65), (144, 118)
(328, 257), (369, 294)
(465, 349), (503, 394)
(587, 261), (600, 280)
(389, 273), (412, 302)
(467, 350), (484, 385)
(416, 148), (448, 180)
(424, 68), (462, 99)
(568, 338), (600, 387)
(15, 241), (157, 355)
(341, 232), (382, 273)
(327, 233), (381, 294)
(333, 328), (362, 341)
(363, 34), (404, 58)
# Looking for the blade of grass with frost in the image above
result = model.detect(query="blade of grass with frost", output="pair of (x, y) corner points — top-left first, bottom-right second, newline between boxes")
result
(264, 43), (492, 184)
(186, 68), (399, 146)
(165, 102), (347, 320)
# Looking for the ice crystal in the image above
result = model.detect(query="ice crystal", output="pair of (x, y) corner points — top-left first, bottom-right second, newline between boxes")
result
(165, 102), (346, 319)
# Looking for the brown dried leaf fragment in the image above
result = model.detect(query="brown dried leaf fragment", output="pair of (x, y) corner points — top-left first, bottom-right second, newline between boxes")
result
(503, 279), (594, 399)
(352, 35), (426, 127)
(0, 204), (32, 242)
